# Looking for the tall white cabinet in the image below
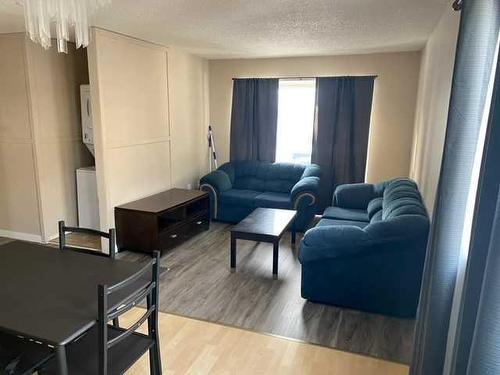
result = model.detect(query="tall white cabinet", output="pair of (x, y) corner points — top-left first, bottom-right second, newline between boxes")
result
(80, 85), (95, 157)
(76, 84), (99, 230)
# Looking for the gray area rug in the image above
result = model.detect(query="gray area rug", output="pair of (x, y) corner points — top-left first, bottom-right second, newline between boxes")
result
(119, 222), (415, 364)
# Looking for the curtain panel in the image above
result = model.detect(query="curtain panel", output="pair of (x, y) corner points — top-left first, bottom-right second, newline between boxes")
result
(465, 43), (500, 375)
(229, 78), (279, 162)
(451, 46), (500, 375)
(410, 0), (500, 374)
(312, 76), (375, 211)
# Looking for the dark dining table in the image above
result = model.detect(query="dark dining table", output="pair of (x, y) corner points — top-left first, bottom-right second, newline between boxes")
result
(0, 241), (149, 374)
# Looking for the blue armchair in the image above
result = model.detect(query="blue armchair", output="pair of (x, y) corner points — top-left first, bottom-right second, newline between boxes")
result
(299, 178), (430, 317)
(200, 161), (321, 231)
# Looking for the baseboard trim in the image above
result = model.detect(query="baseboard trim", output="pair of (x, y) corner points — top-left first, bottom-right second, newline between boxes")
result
(47, 233), (60, 242)
(0, 229), (42, 243)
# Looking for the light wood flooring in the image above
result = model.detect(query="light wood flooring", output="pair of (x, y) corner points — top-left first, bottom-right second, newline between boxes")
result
(123, 308), (409, 375)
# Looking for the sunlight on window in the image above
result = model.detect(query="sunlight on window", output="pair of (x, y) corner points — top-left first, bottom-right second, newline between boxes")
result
(275, 79), (316, 164)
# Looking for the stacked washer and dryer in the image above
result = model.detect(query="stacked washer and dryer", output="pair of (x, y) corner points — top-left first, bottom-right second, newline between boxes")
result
(76, 85), (100, 230)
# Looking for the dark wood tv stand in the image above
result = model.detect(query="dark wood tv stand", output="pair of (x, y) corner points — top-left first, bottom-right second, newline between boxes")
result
(115, 188), (209, 254)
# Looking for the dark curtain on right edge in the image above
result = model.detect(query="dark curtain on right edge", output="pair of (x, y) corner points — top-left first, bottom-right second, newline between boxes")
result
(410, 0), (500, 374)
(312, 76), (375, 211)
(464, 40), (500, 375)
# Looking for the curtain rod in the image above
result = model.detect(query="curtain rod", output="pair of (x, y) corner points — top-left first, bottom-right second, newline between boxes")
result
(452, 0), (462, 11)
(232, 75), (378, 80)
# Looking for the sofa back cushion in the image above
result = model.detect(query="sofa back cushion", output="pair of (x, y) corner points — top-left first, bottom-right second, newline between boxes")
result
(220, 161), (306, 193)
(382, 179), (427, 220)
(364, 178), (429, 240)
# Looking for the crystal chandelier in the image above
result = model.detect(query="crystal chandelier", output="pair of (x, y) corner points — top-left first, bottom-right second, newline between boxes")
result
(17, 0), (111, 53)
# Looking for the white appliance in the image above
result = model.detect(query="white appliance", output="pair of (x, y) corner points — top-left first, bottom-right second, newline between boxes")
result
(80, 84), (94, 156)
(77, 85), (99, 230)
(76, 166), (100, 230)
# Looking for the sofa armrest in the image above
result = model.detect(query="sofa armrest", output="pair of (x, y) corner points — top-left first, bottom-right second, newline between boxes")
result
(333, 183), (376, 209)
(300, 214), (431, 264)
(301, 163), (321, 178)
(291, 176), (320, 208)
(200, 170), (232, 193)
(200, 170), (232, 219)
(299, 225), (372, 263)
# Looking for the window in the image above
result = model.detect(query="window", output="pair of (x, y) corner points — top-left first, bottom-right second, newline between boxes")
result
(275, 78), (316, 164)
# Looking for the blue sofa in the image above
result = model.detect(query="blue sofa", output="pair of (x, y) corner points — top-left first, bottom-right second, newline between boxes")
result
(199, 161), (321, 231)
(299, 178), (430, 317)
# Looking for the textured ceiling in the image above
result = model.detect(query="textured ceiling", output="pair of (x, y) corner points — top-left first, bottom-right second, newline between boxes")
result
(0, 0), (449, 59)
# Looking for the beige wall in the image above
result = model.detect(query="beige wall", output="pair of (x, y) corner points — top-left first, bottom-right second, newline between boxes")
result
(26, 41), (93, 240)
(410, 9), (460, 213)
(0, 34), (41, 240)
(88, 29), (210, 230)
(88, 28), (172, 230)
(209, 52), (421, 182)
(0, 34), (91, 241)
(168, 48), (210, 189)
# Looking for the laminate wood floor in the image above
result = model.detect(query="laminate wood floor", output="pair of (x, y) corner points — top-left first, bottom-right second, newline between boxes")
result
(118, 222), (415, 364)
(123, 308), (409, 375)
(3, 225), (415, 363)
(0, 237), (13, 246)
(48, 232), (101, 249)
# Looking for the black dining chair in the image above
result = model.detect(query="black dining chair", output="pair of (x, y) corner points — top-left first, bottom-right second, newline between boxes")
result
(58, 220), (116, 258)
(59, 220), (120, 327)
(43, 251), (162, 375)
(0, 331), (54, 375)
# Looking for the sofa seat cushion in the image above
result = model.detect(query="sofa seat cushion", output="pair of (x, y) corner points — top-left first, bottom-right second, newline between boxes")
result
(219, 189), (260, 207)
(255, 192), (292, 209)
(316, 218), (369, 229)
(323, 206), (369, 222)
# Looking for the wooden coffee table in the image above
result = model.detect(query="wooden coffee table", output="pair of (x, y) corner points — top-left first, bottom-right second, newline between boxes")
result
(230, 208), (297, 278)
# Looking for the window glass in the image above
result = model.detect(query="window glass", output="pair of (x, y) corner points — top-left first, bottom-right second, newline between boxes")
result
(275, 79), (316, 164)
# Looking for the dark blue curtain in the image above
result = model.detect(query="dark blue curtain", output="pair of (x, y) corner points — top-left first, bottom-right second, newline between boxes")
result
(451, 48), (500, 375)
(229, 78), (279, 162)
(410, 0), (500, 374)
(465, 45), (500, 374)
(312, 76), (375, 211)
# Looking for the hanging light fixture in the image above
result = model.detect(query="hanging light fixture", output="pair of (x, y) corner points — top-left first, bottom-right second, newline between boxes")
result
(16, 0), (111, 53)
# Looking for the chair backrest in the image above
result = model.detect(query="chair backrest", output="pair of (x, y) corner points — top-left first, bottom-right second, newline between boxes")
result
(98, 251), (160, 375)
(58, 220), (116, 258)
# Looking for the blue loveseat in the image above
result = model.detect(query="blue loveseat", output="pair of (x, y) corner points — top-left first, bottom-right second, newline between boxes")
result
(199, 161), (321, 231)
(299, 178), (430, 317)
